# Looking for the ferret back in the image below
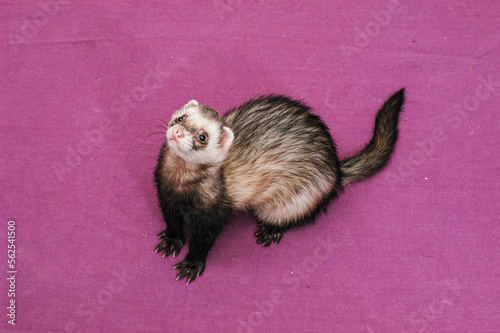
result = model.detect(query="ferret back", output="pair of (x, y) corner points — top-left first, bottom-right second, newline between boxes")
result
(222, 95), (341, 224)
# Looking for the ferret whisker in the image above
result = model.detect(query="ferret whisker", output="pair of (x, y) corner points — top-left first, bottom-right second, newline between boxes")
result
(153, 124), (168, 130)
(154, 118), (170, 127)
(144, 131), (166, 139)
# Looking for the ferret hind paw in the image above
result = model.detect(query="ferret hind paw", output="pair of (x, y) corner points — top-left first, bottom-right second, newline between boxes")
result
(255, 223), (284, 247)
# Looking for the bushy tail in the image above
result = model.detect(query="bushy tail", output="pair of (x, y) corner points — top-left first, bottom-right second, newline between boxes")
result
(340, 88), (405, 186)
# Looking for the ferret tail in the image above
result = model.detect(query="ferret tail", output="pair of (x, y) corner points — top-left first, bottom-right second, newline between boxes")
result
(340, 88), (405, 186)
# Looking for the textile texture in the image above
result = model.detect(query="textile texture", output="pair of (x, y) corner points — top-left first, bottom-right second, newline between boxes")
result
(1, 1), (498, 332)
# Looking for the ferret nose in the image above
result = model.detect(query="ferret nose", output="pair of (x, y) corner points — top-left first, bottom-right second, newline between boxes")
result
(173, 127), (184, 139)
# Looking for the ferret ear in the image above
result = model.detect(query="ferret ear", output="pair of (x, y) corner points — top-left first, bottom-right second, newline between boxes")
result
(185, 100), (198, 108)
(220, 126), (234, 152)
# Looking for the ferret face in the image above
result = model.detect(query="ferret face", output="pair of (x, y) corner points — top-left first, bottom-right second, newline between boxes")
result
(166, 100), (234, 165)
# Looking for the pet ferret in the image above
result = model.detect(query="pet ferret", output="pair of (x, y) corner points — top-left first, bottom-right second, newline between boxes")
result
(154, 89), (405, 284)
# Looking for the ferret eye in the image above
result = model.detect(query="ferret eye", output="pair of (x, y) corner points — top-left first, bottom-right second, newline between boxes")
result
(176, 116), (184, 122)
(198, 134), (207, 142)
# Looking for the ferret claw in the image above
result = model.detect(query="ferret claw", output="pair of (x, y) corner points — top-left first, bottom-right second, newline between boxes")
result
(273, 233), (283, 245)
(174, 259), (205, 285)
(155, 230), (184, 258)
(255, 223), (285, 247)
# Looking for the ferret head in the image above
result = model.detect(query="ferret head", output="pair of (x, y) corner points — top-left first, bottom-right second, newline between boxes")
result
(166, 100), (234, 165)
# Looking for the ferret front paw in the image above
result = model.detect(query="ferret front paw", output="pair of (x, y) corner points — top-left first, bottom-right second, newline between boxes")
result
(155, 230), (184, 258)
(255, 223), (284, 246)
(173, 259), (205, 285)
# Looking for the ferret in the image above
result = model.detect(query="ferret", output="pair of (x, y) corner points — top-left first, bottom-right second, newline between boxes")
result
(154, 89), (405, 284)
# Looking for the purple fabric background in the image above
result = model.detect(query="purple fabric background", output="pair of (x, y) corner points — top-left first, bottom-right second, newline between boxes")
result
(1, 1), (499, 332)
